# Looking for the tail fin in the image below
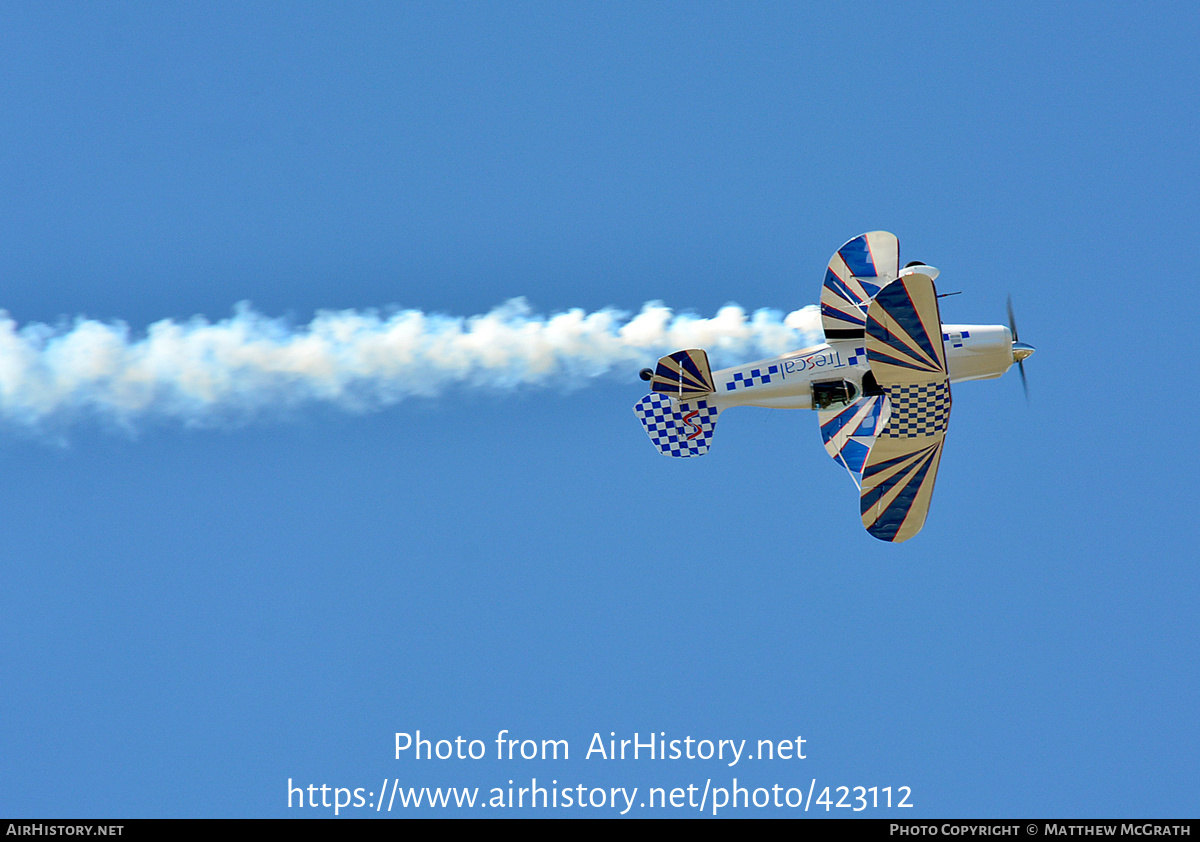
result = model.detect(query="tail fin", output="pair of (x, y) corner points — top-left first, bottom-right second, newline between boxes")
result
(633, 393), (721, 458)
(649, 349), (715, 400)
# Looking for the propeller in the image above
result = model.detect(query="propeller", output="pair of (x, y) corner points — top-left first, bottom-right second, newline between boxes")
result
(1007, 295), (1035, 401)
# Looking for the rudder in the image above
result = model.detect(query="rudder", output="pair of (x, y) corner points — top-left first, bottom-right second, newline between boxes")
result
(649, 349), (715, 400)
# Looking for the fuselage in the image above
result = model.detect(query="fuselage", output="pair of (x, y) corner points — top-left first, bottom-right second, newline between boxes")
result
(711, 324), (1015, 410)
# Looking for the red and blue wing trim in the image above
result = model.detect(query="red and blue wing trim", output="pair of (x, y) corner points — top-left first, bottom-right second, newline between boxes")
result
(864, 272), (948, 382)
(859, 439), (946, 542)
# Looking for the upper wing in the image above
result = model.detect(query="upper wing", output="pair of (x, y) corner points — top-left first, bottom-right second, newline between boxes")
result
(858, 272), (951, 542)
(820, 231), (900, 340)
(863, 271), (948, 383)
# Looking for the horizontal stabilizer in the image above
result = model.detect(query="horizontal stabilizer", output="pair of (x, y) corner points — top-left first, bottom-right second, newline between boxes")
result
(650, 349), (715, 400)
(633, 393), (721, 458)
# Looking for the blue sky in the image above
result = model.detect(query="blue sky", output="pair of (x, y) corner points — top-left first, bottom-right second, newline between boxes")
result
(1, 1), (1197, 818)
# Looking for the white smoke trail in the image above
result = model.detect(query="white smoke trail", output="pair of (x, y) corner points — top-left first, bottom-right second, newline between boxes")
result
(0, 298), (822, 427)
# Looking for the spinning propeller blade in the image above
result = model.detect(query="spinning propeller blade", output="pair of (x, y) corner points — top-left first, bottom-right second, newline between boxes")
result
(1007, 295), (1035, 401)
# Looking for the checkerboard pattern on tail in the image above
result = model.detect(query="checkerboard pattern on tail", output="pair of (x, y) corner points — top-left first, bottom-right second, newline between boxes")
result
(633, 393), (721, 457)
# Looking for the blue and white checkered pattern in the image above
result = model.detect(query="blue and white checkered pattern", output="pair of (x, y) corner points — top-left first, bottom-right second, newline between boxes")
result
(845, 346), (867, 366)
(633, 393), (720, 457)
(881, 382), (951, 438)
(723, 364), (780, 392)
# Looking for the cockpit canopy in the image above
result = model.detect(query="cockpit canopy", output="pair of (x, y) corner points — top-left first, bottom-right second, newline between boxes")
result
(811, 379), (859, 410)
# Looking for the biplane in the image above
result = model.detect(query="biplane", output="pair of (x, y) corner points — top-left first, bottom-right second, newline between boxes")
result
(633, 231), (1035, 543)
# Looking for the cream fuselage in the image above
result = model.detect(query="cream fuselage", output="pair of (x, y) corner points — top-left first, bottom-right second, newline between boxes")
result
(710, 324), (1015, 410)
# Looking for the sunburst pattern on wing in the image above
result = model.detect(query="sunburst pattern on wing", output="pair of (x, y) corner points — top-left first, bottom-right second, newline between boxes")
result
(859, 438), (947, 542)
(864, 272), (948, 381)
(818, 395), (890, 489)
(820, 231), (900, 339)
(859, 271), (952, 542)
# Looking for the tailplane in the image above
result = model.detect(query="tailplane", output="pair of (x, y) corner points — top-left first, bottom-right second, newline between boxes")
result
(633, 393), (721, 458)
